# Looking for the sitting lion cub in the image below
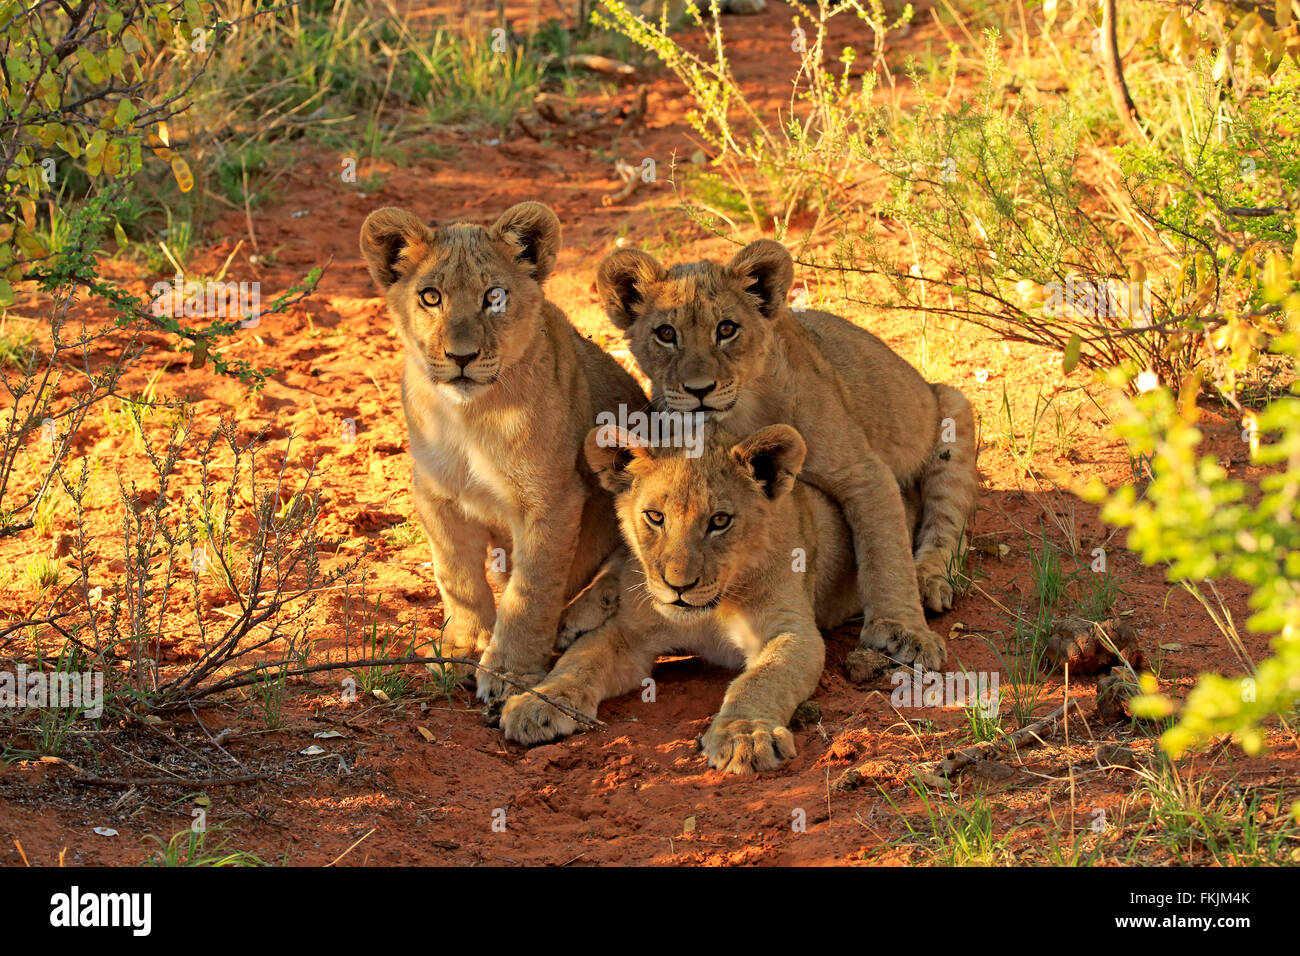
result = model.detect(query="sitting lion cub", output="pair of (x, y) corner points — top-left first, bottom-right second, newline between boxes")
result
(501, 423), (858, 774)
(594, 242), (980, 669)
(359, 202), (646, 704)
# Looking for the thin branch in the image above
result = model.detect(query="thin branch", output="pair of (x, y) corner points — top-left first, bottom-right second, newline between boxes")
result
(197, 655), (606, 729)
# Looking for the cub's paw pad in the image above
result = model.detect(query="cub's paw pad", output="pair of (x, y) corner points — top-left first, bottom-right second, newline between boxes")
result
(700, 718), (796, 775)
(860, 619), (948, 671)
(501, 691), (583, 745)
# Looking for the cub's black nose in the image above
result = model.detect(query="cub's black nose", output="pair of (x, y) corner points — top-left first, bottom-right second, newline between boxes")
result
(445, 350), (480, 369)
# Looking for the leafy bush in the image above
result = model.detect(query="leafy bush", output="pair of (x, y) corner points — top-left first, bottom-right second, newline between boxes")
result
(1, 1), (327, 383)
(1091, 287), (1299, 758)
(856, 26), (1299, 385)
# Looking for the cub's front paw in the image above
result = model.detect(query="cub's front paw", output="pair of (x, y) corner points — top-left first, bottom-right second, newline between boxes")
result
(915, 553), (955, 614)
(919, 570), (955, 614)
(860, 618), (948, 671)
(474, 643), (548, 710)
(436, 618), (493, 682)
(700, 717), (796, 775)
(501, 688), (587, 745)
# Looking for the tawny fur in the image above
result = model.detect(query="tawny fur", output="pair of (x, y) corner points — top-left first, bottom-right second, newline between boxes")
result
(593, 241), (980, 670)
(501, 423), (859, 775)
(359, 202), (646, 703)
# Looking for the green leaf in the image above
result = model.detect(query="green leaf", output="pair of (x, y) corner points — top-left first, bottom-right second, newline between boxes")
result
(114, 99), (137, 128)
(1062, 332), (1082, 374)
(104, 48), (125, 78)
(84, 129), (107, 161)
(76, 46), (106, 84)
(35, 72), (58, 108)
(184, 0), (204, 32)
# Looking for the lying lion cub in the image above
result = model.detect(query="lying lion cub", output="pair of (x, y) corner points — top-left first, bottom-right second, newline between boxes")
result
(501, 423), (859, 775)
(594, 242), (980, 669)
(359, 202), (646, 704)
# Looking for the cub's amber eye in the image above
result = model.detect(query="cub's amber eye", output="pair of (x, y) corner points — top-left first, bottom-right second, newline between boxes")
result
(484, 287), (507, 312)
(643, 510), (664, 527)
(716, 320), (738, 342)
(653, 325), (677, 345)
(419, 288), (442, 308)
(708, 512), (732, 532)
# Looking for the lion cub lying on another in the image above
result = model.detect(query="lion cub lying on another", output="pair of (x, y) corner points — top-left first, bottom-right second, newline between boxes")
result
(359, 202), (646, 704)
(595, 241), (980, 669)
(501, 423), (860, 775)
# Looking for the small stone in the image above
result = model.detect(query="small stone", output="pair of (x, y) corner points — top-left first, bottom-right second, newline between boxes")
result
(1096, 742), (1138, 768)
(1095, 667), (1138, 723)
(833, 768), (863, 791)
(1046, 617), (1143, 673)
(844, 647), (892, 684)
(971, 759), (1016, 781)
(827, 738), (859, 761)
(521, 744), (566, 772)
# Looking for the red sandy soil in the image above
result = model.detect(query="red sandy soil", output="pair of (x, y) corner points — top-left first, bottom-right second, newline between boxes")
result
(0, 1), (1295, 866)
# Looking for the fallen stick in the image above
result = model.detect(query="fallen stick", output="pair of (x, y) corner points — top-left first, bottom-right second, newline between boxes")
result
(515, 116), (542, 140)
(68, 772), (270, 789)
(548, 111), (625, 141)
(535, 95), (574, 126)
(562, 53), (635, 76)
(836, 699), (1082, 790)
(603, 172), (642, 206)
(532, 88), (647, 143)
(190, 655), (605, 729)
(928, 698), (1082, 782)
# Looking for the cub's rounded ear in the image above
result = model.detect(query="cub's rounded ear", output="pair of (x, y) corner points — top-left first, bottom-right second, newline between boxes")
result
(730, 424), (806, 500)
(360, 208), (432, 291)
(596, 249), (665, 330)
(727, 239), (794, 319)
(491, 202), (561, 285)
(584, 424), (653, 492)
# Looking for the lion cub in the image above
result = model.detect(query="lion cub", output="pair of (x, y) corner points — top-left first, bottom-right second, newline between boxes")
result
(501, 423), (860, 775)
(359, 202), (646, 704)
(595, 242), (980, 670)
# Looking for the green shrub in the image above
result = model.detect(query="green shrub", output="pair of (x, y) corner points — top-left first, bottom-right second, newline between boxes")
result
(1091, 297), (1299, 758)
